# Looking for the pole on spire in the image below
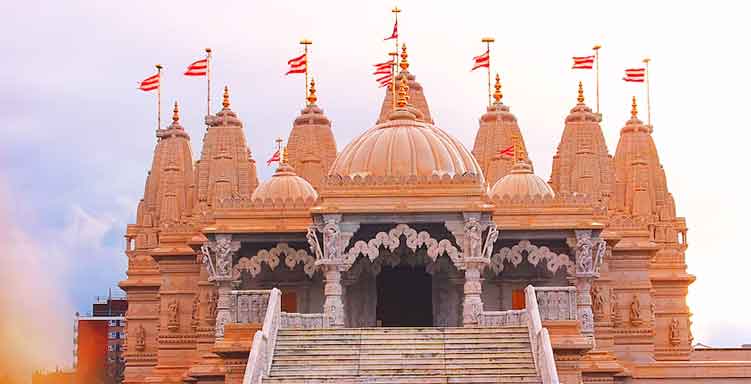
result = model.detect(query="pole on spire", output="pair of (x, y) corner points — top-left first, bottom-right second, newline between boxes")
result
(300, 39), (313, 102)
(482, 37), (495, 107)
(392, 6), (401, 70)
(593, 44), (601, 114)
(205, 48), (212, 116)
(392, 6), (401, 112)
(389, 51), (399, 109)
(156, 64), (163, 130)
(307, 78), (317, 106)
(643, 57), (652, 126)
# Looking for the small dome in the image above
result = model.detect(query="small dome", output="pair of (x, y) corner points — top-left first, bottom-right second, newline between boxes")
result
(251, 164), (318, 203)
(490, 161), (555, 198)
(329, 114), (483, 180)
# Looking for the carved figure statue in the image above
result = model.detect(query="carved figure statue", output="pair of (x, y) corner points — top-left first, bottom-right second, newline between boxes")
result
(306, 226), (323, 260)
(593, 239), (606, 270)
(206, 291), (217, 320)
(322, 220), (340, 260)
(592, 285), (606, 317)
(191, 295), (200, 328)
(576, 237), (594, 273)
(482, 224), (499, 260)
(135, 324), (146, 351)
(214, 237), (234, 276)
(629, 295), (642, 325)
(610, 290), (618, 323)
(167, 299), (180, 331)
(464, 218), (482, 258)
(670, 318), (681, 346)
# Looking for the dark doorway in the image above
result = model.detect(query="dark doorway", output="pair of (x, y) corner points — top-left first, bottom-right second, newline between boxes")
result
(376, 265), (433, 327)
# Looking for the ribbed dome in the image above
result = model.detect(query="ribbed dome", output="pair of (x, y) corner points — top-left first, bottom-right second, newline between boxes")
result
(490, 162), (555, 198)
(251, 164), (318, 203)
(329, 113), (483, 180)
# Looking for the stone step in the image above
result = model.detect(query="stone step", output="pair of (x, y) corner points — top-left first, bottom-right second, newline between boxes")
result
(264, 376), (541, 384)
(270, 368), (539, 377)
(272, 358), (536, 367)
(275, 334), (530, 342)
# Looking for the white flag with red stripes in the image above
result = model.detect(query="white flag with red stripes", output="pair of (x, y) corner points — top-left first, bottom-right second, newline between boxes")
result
(184, 58), (208, 76)
(572, 55), (595, 69)
(471, 50), (489, 71)
(373, 59), (394, 87)
(138, 72), (160, 92)
(285, 53), (307, 75)
(623, 68), (646, 82)
(376, 74), (393, 88)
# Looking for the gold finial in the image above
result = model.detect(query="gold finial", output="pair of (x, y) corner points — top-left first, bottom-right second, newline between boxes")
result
(307, 78), (317, 105)
(392, 6), (401, 13)
(281, 146), (289, 164)
(631, 96), (638, 118)
(493, 73), (503, 103)
(172, 101), (179, 123)
(397, 76), (409, 108)
(222, 86), (230, 109)
(400, 43), (409, 71)
(577, 81), (585, 103)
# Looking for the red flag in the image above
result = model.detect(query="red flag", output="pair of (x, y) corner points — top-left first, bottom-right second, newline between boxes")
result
(376, 73), (393, 87)
(498, 145), (514, 157)
(572, 55), (595, 69)
(373, 67), (392, 75)
(384, 20), (398, 41)
(266, 149), (280, 166)
(374, 59), (393, 69)
(286, 53), (307, 75)
(138, 72), (160, 92)
(184, 58), (208, 76)
(471, 50), (489, 71)
(623, 68), (646, 82)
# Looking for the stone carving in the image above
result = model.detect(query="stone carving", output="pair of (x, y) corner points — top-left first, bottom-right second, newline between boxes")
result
(135, 324), (146, 352)
(233, 243), (316, 279)
(206, 290), (217, 321)
(630, 294), (643, 326)
(490, 240), (574, 275)
(670, 318), (681, 346)
(535, 287), (578, 321)
(306, 226), (323, 260)
(610, 290), (618, 323)
(482, 223), (499, 260)
(322, 219), (341, 260)
(281, 312), (326, 329)
(191, 295), (200, 330)
(592, 285), (606, 319)
(200, 235), (241, 280)
(167, 299), (179, 331)
(232, 290), (270, 324)
(464, 218), (483, 258)
(479, 309), (528, 327)
(343, 223), (460, 268)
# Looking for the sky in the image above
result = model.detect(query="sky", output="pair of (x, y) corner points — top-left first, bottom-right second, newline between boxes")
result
(1, 0), (750, 378)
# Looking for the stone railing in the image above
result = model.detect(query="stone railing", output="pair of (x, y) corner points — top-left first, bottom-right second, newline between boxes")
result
(280, 312), (326, 329)
(534, 286), (577, 321)
(525, 285), (560, 384)
(230, 290), (271, 324)
(242, 288), (281, 384)
(478, 309), (528, 327)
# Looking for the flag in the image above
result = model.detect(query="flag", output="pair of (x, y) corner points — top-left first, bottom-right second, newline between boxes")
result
(373, 60), (393, 75)
(572, 55), (595, 69)
(472, 50), (489, 71)
(138, 72), (160, 92)
(377, 73), (393, 87)
(498, 145), (514, 157)
(623, 68), (646, 82)
(286, 53), (307, 75)
(267, 149), (280, 165)
(384, 20), (398, 41)
(184, 58), (208, 76)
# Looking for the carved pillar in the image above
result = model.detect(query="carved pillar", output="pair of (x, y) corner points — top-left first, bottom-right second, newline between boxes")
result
(453, 213), (498, 327)
(570, 230), (605, 346)
(200, 234), (240, 340)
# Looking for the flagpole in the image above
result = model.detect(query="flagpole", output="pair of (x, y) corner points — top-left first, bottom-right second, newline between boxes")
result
(393, 7), (401, 71)
(390, 51), (398, 109)
(593, 44), (601, 114)
(205, 48), (212, 116)
(482, 37), (495, 107)
(300, 39), (312, 102)
(643, 57), (652, 126)
(156, 64), (162, 130)
(392, 6), (401, 111)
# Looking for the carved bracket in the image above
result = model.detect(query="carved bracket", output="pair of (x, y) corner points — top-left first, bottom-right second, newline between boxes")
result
(200, 234), (241, 281)
(490, 240), (574, 275)
(233, 243), (316, 279)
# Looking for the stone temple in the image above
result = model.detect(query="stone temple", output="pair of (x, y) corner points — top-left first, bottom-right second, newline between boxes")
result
(120, 46), (751, 383)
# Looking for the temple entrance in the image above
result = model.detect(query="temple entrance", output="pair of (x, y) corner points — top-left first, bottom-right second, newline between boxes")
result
(376, 265), (433, 327)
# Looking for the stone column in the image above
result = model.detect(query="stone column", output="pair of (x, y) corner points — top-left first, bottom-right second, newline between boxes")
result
(570, 230), (605, 346)
(321, 265), (345, 327)
(200, 234), (240, 340)
(455, 214), (498, 327)
(462, 261), (485, 326)
(309, 215), (354, 328)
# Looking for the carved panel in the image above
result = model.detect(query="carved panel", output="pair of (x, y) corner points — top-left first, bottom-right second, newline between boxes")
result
(232, 243), (316, 279)
(490, 240), (573, 275)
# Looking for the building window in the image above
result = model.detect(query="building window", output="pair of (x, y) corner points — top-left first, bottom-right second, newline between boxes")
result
(109, 332), (120, 339)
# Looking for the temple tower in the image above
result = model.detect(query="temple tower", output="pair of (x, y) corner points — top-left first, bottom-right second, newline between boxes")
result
(194, 86), (259, 210)
(471, 74), (529, 186)
(549, 82), (614, 206)
(121, 102), (195, 383)
(611, 97), (693, 361)
(286, 79), (337, 190)
(377, 44), (434, 124)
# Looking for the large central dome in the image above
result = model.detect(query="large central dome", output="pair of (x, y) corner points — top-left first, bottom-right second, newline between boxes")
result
(329, 114), (483, 180)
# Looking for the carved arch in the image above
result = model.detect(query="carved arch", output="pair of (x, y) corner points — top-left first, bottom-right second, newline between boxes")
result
(343, 224), (461, 269)
(232, 243), (316, 279)
(490, 240), (574, 275)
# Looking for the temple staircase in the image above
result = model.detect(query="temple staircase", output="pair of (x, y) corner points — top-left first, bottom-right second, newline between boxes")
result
(263, 326), (540, 383)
